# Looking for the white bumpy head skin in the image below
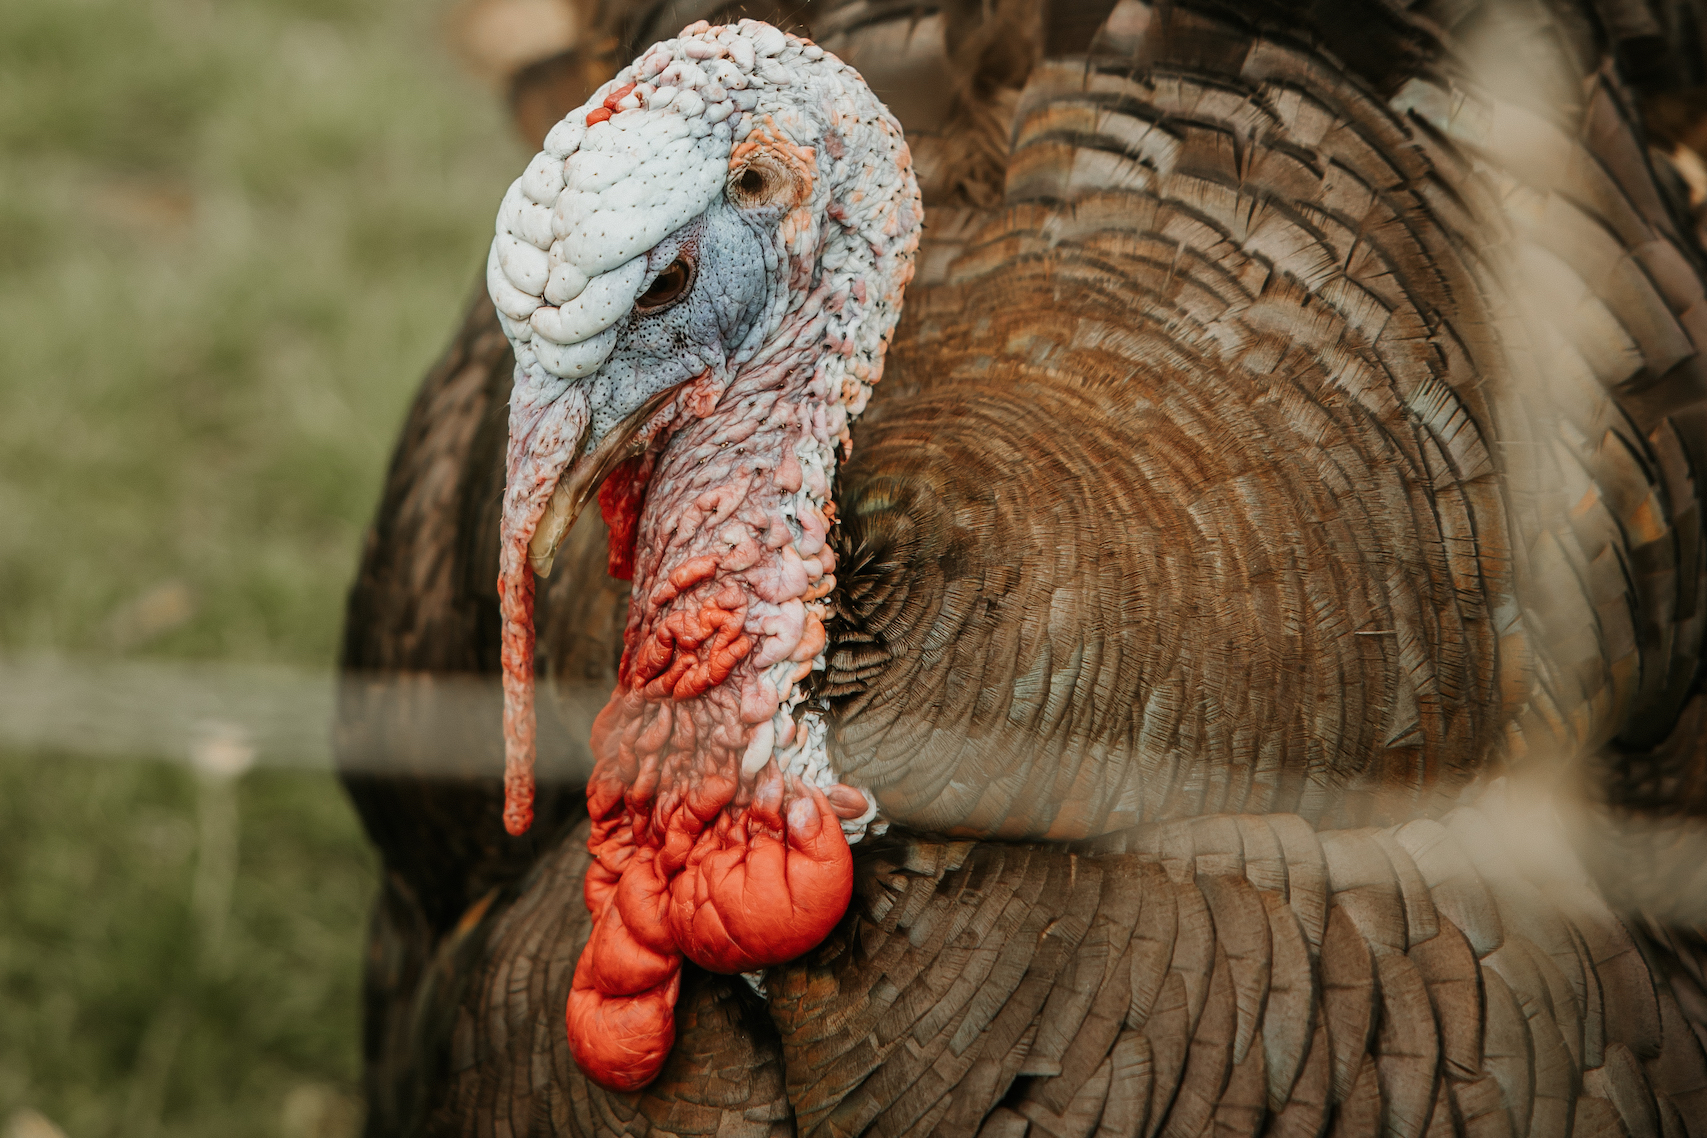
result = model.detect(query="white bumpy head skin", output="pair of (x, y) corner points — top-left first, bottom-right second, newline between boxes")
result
(488, 19), (921, 839)
(488, 18), (921, 447)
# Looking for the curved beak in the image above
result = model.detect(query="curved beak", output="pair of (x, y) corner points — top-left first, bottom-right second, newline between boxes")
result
(527, 385), (682, 578)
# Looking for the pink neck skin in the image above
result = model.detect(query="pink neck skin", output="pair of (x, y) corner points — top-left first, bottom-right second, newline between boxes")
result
(565, 312), (875, 1091)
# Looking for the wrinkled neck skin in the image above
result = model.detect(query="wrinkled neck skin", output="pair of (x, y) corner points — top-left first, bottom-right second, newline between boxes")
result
(590, 347), (871, 841)
(565, 279), (890, 1093)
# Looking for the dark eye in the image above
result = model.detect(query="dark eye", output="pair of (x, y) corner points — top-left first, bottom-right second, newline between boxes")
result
(635, 257), (694, 313)
(739, 168), (764, 195)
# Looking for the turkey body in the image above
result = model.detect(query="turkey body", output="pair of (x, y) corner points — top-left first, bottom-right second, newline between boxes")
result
(339, 0), (1707, 1132)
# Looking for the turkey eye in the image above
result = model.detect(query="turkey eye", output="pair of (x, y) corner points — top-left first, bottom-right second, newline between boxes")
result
(635, 257), (694, 313)
(739, 168), (764, 194)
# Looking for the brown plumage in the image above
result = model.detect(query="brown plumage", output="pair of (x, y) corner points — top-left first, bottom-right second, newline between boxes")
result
(362, 793), (1707, 1136)
(339, 0), (1707, 1131)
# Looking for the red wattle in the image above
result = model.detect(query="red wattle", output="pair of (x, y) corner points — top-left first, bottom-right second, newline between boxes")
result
(567, 951), (682, 1091)
(567, 771), (853, 1091)
(667, 786), (853, 974)
(567, 854), (684, 1091)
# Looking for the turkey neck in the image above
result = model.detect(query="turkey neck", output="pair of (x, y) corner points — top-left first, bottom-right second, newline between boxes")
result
(589, 344), (852, 834)
(567, 310), (869, 1093)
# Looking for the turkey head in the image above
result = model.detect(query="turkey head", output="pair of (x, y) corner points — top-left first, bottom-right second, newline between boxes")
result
(485, 20), (921, 1092)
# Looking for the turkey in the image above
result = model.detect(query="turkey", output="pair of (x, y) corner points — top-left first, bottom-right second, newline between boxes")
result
(337, 0), (1707, 1132)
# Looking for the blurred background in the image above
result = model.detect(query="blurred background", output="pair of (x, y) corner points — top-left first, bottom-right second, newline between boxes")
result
(0, 0), (571, 1132)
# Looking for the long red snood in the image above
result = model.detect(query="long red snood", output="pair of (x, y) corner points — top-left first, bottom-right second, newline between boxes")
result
(500, 372), (870, 1091)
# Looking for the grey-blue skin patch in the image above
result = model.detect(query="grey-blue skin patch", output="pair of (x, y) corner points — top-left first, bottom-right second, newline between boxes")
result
(586, 191), (787, 443)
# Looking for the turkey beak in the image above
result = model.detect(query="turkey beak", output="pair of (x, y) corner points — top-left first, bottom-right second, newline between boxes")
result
(526, 386), (680, 578)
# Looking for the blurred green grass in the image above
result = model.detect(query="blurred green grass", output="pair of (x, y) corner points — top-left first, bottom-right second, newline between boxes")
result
(0, 0), (527, 1130)
(1, 756), (377, 1137)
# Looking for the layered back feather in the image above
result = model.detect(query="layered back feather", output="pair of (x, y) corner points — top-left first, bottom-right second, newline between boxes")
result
(819, 0), (1707, 835)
